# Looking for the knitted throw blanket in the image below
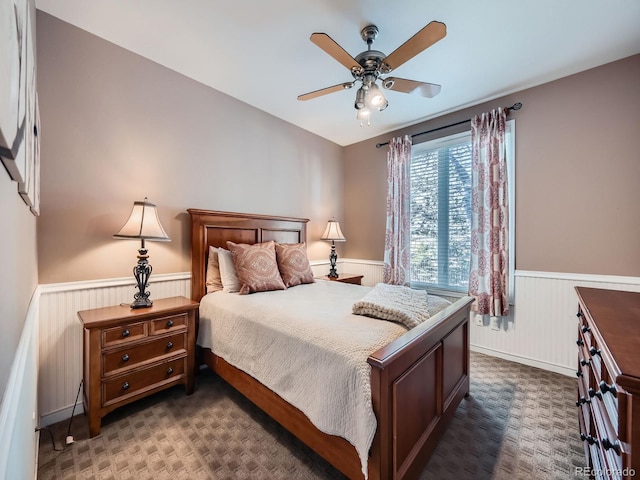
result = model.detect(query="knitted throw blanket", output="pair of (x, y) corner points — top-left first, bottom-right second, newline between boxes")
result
(352, 283), (430, 329)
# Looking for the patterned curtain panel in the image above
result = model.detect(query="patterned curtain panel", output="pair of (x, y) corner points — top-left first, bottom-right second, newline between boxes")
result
(383, 135), (412, 286)
(469, 108), (509, 316)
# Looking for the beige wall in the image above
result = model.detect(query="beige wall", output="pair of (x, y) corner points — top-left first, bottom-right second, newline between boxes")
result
(0, 166), (38, 398)
(343, 54), (640, 277)
(34, 12), (640, 282)
(36, 12), (343, 284)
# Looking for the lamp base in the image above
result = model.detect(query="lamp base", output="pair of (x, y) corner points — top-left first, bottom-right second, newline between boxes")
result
(130, 297), (153, 309)
(328, 242), (338, 278)
(131, 244), (154, 309)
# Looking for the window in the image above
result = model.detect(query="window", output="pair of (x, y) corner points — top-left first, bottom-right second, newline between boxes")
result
(410, 121), (515, 294)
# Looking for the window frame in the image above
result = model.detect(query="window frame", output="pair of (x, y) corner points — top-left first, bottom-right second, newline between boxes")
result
(408, 120), (515, 301)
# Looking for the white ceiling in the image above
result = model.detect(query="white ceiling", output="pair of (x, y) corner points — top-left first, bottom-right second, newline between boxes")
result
(35, 0), (640, 146)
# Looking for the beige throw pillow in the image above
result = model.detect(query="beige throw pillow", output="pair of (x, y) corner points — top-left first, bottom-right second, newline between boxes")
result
(226, 241), (286, 295)
(205, 246), (223, 293)
(218, 247), (241, 293)
(275, 242), (315, 287)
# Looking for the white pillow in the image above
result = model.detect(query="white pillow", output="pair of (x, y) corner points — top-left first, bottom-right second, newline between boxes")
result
(205, 246), (223, 293)
(217, 247), (241, 293)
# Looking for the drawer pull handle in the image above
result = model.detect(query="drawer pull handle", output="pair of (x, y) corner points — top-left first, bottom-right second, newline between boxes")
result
(122, 329), (130, 338)
(576, 370), (583, 378)
(122, 382), (130, 391)
(575, 396), (591, 407)
(576, 312), (583, 318)
(166, 341), (174, 349)
(167, 367), (174, 375)
(599, 381), (618, 398)
(576, 338), (584, 346)
(581, 325), (591, 334)
(579, 358), (591, 367)
(588, 387), (602, 400)
(166, 320), (174, 328)
(602, 438), (621, 455)
(122, 353), (130, 362)
(580, 433), (598, 446)
(589, 347), (601, 357)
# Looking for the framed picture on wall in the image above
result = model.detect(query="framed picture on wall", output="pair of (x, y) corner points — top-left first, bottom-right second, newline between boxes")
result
(18, 95), (40, 216)
(0, 0), (28, 181)
(17, 3), (40, 215)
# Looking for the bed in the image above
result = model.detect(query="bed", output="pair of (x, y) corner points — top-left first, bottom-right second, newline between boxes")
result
(188, 208), (474, 480)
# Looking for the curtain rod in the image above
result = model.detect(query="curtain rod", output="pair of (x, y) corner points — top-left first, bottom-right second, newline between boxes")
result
(375, 102), (522, 148)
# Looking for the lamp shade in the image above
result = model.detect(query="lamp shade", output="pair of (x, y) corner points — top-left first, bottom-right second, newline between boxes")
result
(321, 219), (346, 242)
(113, 198), (171, 241)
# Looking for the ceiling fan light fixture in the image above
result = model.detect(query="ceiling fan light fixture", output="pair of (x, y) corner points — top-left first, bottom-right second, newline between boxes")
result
(354, 87), (366, 109)
(368, 83), (386, 107)
(356, 107), (371, 127)
(299, 21), (447, 124)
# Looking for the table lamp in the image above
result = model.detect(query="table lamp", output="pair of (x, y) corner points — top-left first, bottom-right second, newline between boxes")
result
(321, 218), (346, 278)
(114, 197), (170, 308)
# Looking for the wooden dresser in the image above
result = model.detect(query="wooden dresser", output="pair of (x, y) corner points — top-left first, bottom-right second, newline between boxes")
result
(575, 287), (640, 479)
(78, 296), (199, 437)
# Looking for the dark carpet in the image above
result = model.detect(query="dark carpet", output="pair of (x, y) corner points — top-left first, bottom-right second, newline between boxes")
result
(37, 352), (585, 479)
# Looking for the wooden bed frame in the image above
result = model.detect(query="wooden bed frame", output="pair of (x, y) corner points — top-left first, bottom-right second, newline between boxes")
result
(188, 208), (474, 480)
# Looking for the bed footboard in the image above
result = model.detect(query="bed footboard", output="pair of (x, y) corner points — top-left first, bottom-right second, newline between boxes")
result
(201, 295), (473, 480)
(367, 296), (474, 480)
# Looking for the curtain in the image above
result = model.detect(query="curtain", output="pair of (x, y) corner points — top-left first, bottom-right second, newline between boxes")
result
(469, 108), (509, 317)
(383, 135), (412, 286)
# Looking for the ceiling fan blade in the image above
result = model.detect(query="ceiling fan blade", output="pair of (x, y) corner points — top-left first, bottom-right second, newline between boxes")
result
(382, 21), (446, 72)
(298, 82), (354, 101)
(382, 77), (442, 98)
(310, 33), (362, 73)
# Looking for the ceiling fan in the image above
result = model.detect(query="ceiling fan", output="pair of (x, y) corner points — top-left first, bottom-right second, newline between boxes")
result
(298, 21), (446, 125)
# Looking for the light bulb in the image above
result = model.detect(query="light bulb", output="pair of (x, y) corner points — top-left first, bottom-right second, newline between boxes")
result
(356, 108), (371, 127)
(354, 87), (366, 109)
(369, 84), (386, 107)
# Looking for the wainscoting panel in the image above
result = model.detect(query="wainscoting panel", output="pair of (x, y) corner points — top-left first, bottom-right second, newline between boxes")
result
(37, 265), (640, 426)
(338, 261), (640, 376)
(327, 258), (385, 286)
(38, 273), (190, 426)
(0, 287), (39, 480)
(470, 271), (640, 376)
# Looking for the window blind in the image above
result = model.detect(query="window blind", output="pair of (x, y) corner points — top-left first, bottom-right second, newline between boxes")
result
(410, 135), (472, 291)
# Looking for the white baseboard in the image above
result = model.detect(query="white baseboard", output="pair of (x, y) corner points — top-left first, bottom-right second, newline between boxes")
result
(40, 403), (84, 429)
(470, 344), (576, 377)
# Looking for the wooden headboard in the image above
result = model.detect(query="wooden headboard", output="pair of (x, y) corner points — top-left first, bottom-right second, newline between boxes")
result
(187, 209), (309, 302)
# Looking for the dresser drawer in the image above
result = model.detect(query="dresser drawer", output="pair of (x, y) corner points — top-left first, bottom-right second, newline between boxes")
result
(102, 321), (147, 347)
(102, 356), (186, 406)
(150, 313), (188, 335)
(574, 287), (640, 479)
(102, 332), (187, 376)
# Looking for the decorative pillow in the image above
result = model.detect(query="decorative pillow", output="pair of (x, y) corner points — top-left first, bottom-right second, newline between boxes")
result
(226, 241), (286, 295)
(275, 242), (315, 288)
(217, 247), (241, 293)
(205, 246), (223, 293)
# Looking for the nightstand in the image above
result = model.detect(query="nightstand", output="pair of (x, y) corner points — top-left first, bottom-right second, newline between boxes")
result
(320, 273), (364, 285)
(78, 296), (199, 437)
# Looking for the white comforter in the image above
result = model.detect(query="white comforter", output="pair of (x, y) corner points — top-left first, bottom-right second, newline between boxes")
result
(198, 280), (447, 477)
